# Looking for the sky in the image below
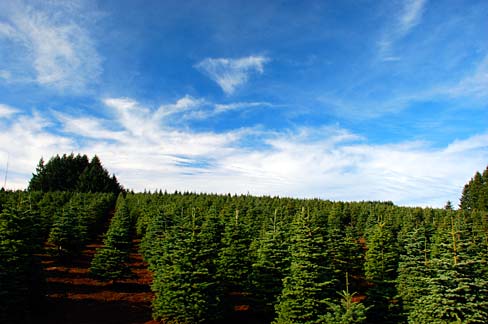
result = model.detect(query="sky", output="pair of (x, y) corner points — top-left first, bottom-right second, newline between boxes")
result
(0, 0), (487, 207)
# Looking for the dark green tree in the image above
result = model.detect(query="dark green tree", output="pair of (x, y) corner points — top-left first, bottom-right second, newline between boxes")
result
(217, 209), (252, 294)
(48, 205), (82, 257)
(396, 226), (432, 321)
(460, 167), (488, 211)
(28, 154), (122, 194)
(409, 214), (488, 323)
(322, 275), (368, 324)
(273, 208), (334, 324)
(0, 199), (44, 323)
(77, 155), (123, 194)
(151, 209), (223, 323)
(251, 210), (290, 317)
(364, 222), (399, 323)
(90, 196), (133, 282)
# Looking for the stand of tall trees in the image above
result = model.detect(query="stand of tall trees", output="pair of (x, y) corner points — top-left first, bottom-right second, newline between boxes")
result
(28, 154), (123, 194)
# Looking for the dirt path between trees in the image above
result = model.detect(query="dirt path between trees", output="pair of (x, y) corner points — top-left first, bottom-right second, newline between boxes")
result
(40, 240), (156, 324)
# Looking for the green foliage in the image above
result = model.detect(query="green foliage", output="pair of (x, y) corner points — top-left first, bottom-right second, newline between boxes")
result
(48, 205), (82, 256)
(0, 196), (44, 323)
(47, 193), (115, 258)
(408, 214), (488, 323)
(77, 156), (123, 194)
(251, 210), (290, 316)
(364, 222), (400, 323)
(90, 196), (133, 281)
(396, 226), (432, 320)
(273, 208), (334, 324)
(151, 209), (223, 323)
(217, 209), (252, 294)
(28, 153), (122, 194)
(322, 289), (368, 324)
(460, 166), (488, 211)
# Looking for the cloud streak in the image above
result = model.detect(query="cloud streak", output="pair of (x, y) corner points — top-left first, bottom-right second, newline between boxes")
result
(378, 0), (427, 61)
(0, 104), (18, 118)
(0, 0), (101, 92)
(195, 55), (269, 94)
(446, 54), (488, 99)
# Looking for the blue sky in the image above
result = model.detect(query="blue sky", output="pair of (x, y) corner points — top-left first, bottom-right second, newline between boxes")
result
(0, 0), (487, 207)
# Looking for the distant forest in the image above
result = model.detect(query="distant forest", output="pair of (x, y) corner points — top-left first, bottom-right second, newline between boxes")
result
(1, 154), (488, 324)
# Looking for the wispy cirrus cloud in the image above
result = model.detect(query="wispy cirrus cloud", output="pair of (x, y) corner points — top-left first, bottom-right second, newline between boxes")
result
(0, 104), (19, 118)
(378, 0), (427, 61)
(1, 98), (487, 207)
(195, 55), (269, 94)
(0, 0), (101, 92)
(445, 54), (488, 99)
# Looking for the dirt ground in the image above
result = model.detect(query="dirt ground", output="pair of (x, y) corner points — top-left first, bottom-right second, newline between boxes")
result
(38, 240), (268, 324)
(39, 240), (157, 324)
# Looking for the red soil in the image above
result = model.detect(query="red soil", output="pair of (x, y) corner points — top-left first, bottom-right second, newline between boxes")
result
(40, 240), (157, 324)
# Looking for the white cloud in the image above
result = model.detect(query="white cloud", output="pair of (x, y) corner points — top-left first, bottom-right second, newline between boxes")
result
(195, 55), (269, 94)
(0, 112), (75, 189)
(214, 101), (272, 113)
(378, 0), (427, 61)
(57, 113), (125, 141)
(1, 97), (486, 208)
(0, 0), (101, 92)
(155, 95), (205, 119)
(398, 0), (427, 34)
(446, 54), (488, 98)
(0, 104), (19, 118)
(183, 101), (272, 120)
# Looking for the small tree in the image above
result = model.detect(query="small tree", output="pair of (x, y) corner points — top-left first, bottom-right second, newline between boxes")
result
(90, 196), (132, 282)
(322, 274), (368, 324)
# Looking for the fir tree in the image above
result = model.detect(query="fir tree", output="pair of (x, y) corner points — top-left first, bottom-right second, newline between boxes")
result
(273, 208), (334, 324)
(251, 210), (290, 317)
(322, 274), (368, 324)
(90, 196), (133, 282)
(151, 209), (223, 323)
(409, 214), (488, 323)
(217, 209), (252, 294)
(48, 205), (82, 257)
(396, 226), (432, 321)
(364, 222), (400, 323)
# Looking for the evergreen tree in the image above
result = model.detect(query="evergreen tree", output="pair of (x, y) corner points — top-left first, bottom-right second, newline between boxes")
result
(326, 206), (364, 293)
(251, 210), (290, 317)
(48, 205), (81, 257)
(0, 200), (44, 323)
(460, 167), (488, 211)
(217, 209), (252, 294)
(396, 226), (432, 321)
(90, 196), (133, 282)
(151, 209), (223, 323)
(409, 214), (488, 323)
(273, 208), (334, 324)
(139, 205), (173, 270)
(28, 154), (122, 194)
(322, 275), (368, 324)
(77, 155), (123, 194)
(364, 222), (400, 323)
